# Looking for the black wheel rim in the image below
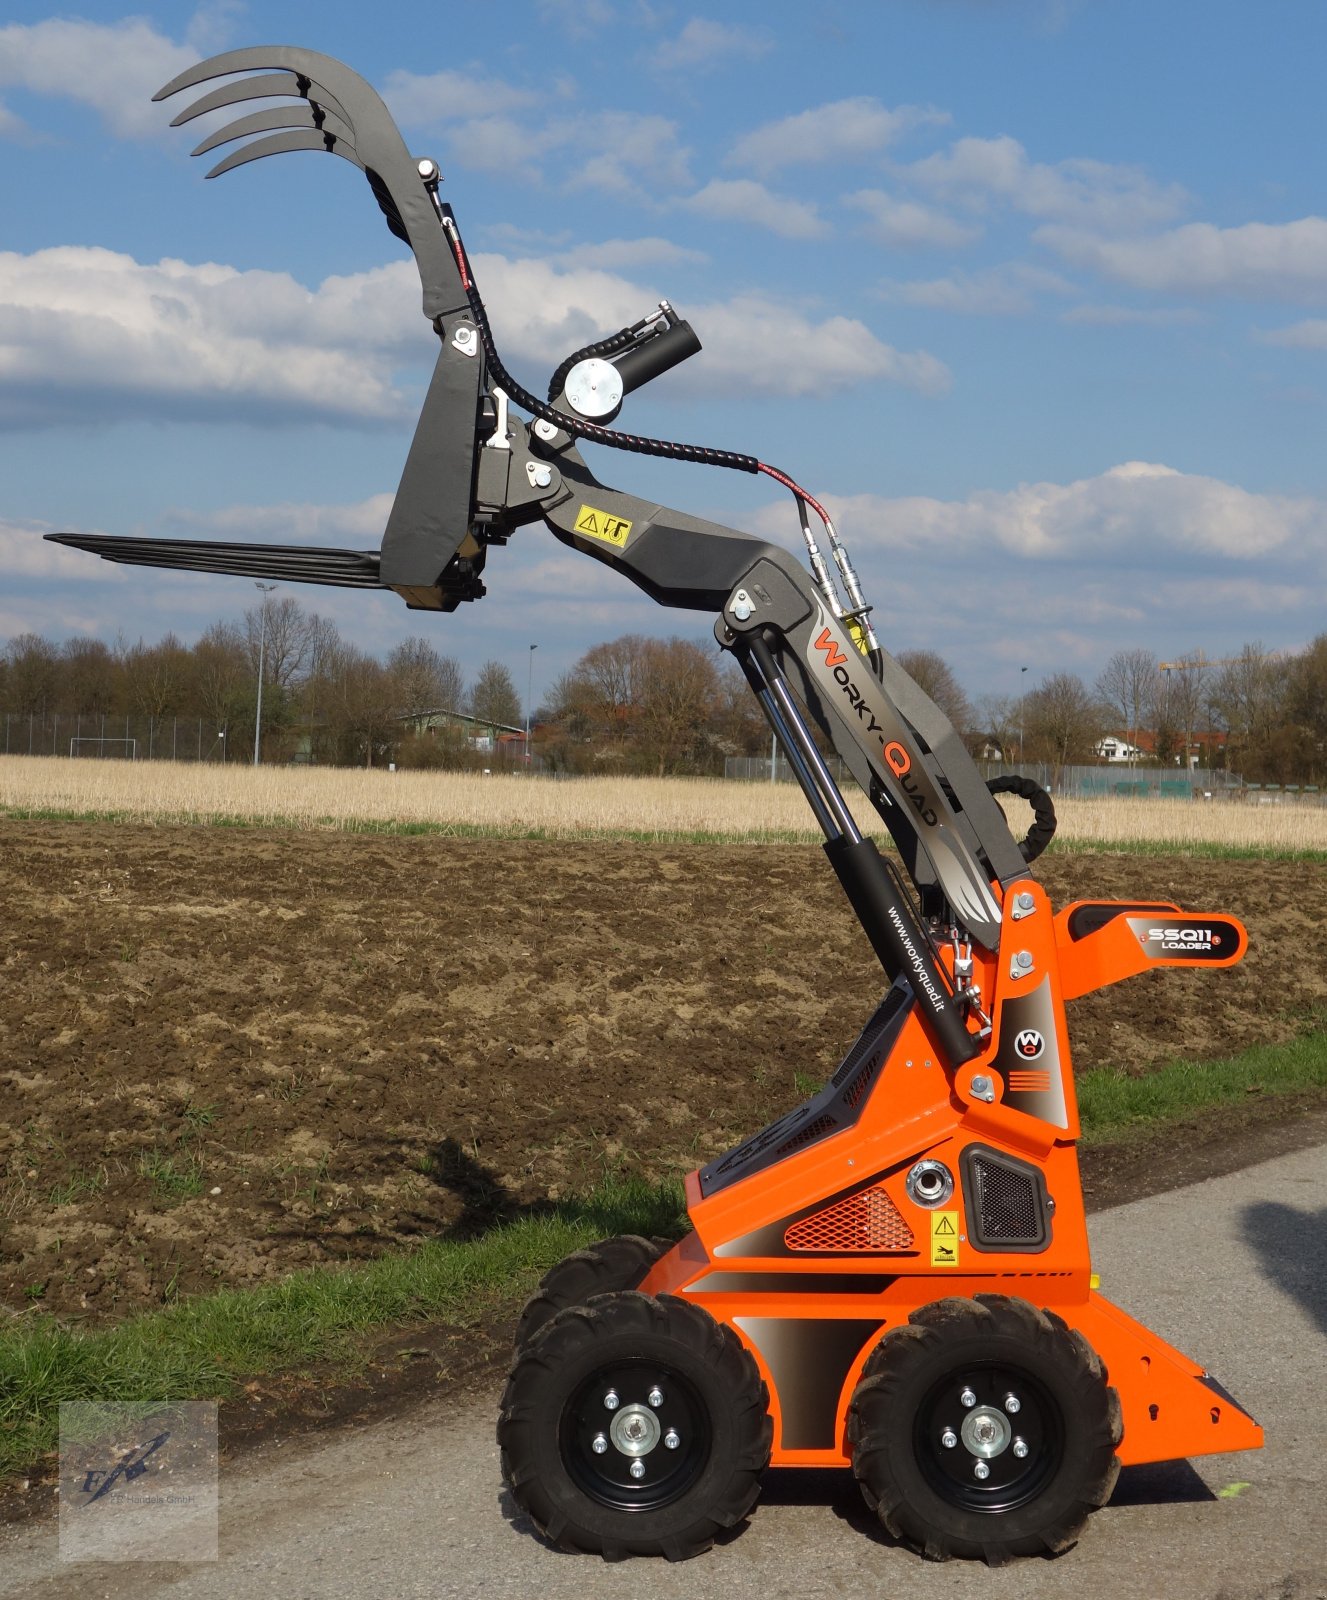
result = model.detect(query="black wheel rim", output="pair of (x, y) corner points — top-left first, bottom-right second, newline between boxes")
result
(560, 1359), (712, 1512)
(914, 1361), (1063, 1514)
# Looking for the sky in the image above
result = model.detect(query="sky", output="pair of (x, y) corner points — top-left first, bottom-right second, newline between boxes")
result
(3, 0), (1327, 716)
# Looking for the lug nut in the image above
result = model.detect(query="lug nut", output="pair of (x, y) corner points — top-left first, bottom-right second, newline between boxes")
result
(664, 1429), (681, 1450)
(1013, 1438), (1029, 1459)
(940, 1428), (958, 1449)
(603, 1389), (620, 1411)
(591, 1432), (608, 1455)
(960, 1388), (977, 1408)
(648, 1387), (664, 1408)
(973, 1460), (990, 1480)
(629, 1459), (646, 1479)
(1004, 1393), (1021, 1414)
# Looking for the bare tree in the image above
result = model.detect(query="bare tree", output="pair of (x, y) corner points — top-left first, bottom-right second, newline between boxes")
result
(1095, 648), (1158, 765)
(1158, 653), (1210, 770)
(122, 635), (189, 722)
(1023, 673), (1105, 777)
(4, 634), (60, 715)
(242, 595), (313, 690)
(189, 622), (249, 741)
(469, 659), (521, 729)
(712, 658), (768, 756)
(635, 638), (719, 776)
(60, 638), (120, 717)
(1208, 643), (1281, 776)
(896, 649), (973, 738)
(974, 694), (1020, 762)
(388, 637), (464, 717)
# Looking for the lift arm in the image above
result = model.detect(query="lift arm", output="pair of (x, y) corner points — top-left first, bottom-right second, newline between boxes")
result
(48, 47), (1038, 1067)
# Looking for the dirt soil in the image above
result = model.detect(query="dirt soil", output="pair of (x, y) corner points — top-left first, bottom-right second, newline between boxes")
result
(2, 819), (1325, 1323)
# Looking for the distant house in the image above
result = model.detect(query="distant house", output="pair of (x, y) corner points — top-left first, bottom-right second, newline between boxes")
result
(1096, 734), (1146, 764)
(402, 706), (525, 751)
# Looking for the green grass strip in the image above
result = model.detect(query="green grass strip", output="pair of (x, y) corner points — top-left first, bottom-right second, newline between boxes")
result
(0, 1176), (683, 1483)
(2, 1034), (1323, 1484)
(5, 804), (1327, 858)
(1076, 1028), (1327, 1140)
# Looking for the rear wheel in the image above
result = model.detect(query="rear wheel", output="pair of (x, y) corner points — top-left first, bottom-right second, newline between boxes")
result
(499, 1291), (772, 1561)
(847, 1295), (1121, 1563)
(514, 1235), (672, 1349)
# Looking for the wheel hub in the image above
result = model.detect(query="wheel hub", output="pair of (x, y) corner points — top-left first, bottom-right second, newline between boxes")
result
(960, 1405), (1011, 1459)
(610, 1403), (661, 1458)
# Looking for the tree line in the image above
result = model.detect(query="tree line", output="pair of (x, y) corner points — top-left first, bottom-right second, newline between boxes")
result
(0, 598), (522, 768)
(4, 600), (1325, 782)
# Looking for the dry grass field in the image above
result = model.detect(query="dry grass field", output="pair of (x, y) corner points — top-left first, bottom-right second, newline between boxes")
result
(2, 755), (1326, 852)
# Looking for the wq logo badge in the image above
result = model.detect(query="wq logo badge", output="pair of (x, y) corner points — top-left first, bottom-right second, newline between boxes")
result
(59, 1401), (218, 1564)
(1014, 1028), (1046, 1060)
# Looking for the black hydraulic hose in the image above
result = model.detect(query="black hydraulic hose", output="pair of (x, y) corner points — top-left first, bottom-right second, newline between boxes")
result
(986, 775), (1057, 863)
(546, 323), (641, 402)
(441, 208), (760, 474)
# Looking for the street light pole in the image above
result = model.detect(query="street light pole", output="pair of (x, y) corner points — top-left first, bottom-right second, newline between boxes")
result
(253, 581), (277, 765)
(1018, 665), (1028, 767)
(525, 643), (538, 768)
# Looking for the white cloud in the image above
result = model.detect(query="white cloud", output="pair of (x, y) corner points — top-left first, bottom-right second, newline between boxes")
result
(845, 190), (980, 249)
(168, 495), (397, 544)
(0, 516), (121, 580)
(681, 180), (825, 240)
(1040, 217), (1327, 303)
(473, 257), (950, 396)
(1060, 303), (1202, 326)
(1261, 318), (1327, 350)
(880, 263), (1072, 315)
(535, 111), (692, 196)
(0, 247), (422, 430)
(535, 0), (618, 36)
(729, 98), (948, 176)
(0, 17), (195, 140)
(797, 461), (1324, 562)
(651, 18), (773, 71)
(381, 68), (538, 126)
(904, 135), (1188, 231)
(0, 241), (947, 434)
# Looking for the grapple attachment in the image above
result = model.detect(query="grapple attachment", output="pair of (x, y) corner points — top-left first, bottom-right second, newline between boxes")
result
(50, 47), (487, 612)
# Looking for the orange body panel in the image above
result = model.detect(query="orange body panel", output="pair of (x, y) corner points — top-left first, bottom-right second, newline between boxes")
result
(638, 880), (1262, 1473)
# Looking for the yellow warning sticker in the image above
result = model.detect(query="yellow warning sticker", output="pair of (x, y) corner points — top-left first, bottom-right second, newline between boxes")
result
(930, 1210), (959, 1268)
(573, 504), (633, 547)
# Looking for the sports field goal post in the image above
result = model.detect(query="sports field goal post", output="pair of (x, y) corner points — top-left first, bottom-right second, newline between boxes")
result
(68, 737), (138, 760)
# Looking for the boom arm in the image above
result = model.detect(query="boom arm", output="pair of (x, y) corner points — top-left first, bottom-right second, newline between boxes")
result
(48, 46), (1038, 1072)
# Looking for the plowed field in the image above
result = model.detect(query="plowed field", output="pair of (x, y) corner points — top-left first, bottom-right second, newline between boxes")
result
(2, 819), (1323, 1321)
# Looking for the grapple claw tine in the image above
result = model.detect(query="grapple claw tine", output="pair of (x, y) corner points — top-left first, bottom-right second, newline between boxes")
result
(158, 46), (463, 318)
(204, 129), (365, 179)
(191, 106), (358, 160)
(168, 72), (353, 130)
(155, 45), (326, 102)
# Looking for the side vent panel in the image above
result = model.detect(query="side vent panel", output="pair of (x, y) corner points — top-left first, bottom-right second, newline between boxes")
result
(960, 1145), (1051, 1253)
(785, 1186), (915, 1254)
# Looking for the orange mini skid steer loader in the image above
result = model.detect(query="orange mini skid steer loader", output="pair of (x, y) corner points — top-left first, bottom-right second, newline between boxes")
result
(54, 46), (1262, 1568)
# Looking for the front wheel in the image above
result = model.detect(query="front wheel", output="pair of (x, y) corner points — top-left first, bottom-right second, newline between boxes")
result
(847, 1294), (1121, 1563)
(499, 1291), (772, 1561)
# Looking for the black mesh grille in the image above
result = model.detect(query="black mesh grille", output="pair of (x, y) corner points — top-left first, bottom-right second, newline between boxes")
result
(776, 1114), (838, 1157)
(963, 1148), (1049, 1251)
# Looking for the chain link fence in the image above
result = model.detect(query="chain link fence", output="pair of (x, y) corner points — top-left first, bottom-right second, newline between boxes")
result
(725, 753), (1322, 805)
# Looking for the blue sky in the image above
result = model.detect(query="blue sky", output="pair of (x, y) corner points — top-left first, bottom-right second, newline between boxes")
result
(3, 0), (1326, 712)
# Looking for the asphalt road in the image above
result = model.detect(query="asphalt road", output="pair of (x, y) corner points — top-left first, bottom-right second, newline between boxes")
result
(4, 1142), (1324, 1600)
